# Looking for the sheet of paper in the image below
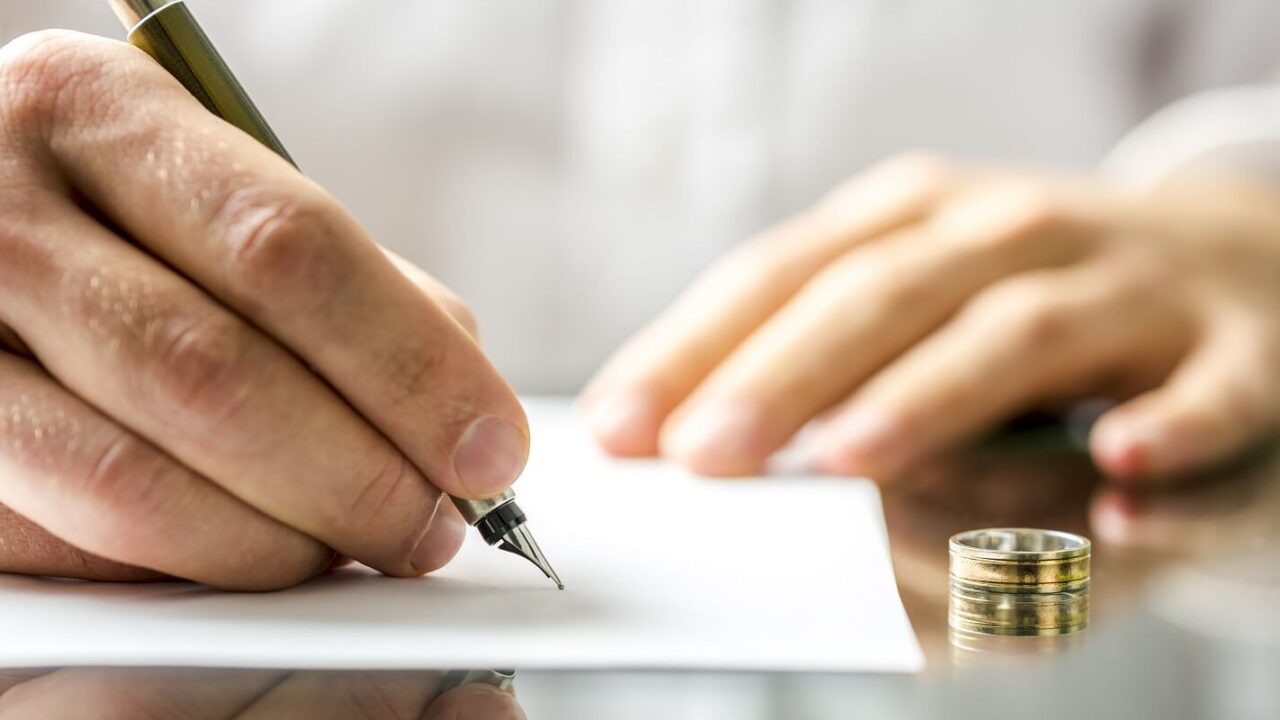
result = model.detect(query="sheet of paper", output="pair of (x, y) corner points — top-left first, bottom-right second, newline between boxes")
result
(0, 398), (923, 672)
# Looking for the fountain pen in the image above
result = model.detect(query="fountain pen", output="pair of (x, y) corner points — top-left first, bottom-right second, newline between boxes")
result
(106, 0), (563, 589)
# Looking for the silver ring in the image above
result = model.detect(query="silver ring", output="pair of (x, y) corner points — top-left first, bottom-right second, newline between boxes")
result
(949, 528), (1091, 562)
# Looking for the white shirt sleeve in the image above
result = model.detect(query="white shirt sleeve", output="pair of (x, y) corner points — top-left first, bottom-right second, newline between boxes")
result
(1102, 84), (1280, 190)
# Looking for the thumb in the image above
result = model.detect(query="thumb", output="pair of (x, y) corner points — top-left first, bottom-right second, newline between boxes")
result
(1090, 329), (1280, 482)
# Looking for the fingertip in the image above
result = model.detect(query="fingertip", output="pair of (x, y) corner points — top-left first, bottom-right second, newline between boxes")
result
(408, 501), (467, 576)
(425, 684), (524, 720)
(816, 408), (907, 480)
(1093, 406), (1220, 485)
(582, 390), (664, 457)
(1090, 422), (1151, 482)
(659, 401), (772, 476)
(452, 416), (530, 498)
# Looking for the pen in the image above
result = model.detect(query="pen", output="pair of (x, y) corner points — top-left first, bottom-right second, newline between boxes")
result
(106, 0), (563, 590)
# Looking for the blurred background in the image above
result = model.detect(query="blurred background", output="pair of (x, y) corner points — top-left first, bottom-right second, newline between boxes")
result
(5, 0), (1279, 393)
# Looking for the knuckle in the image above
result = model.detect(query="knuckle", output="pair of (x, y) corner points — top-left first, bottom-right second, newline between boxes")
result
(1011, 302), (1071, 349)
(148, 312), (256, 426)
(818, 151), (954, 230)
(974, 284), (1073, 350)
(76, 434), (182, 552)
(808, 245), (929, 311)
(0, 30), (118, 136)
(216, 188), (351, 312)
(341, 452), (419, 537)
(379, 337), (447, 410)
(877, 278), (932, 311)
(376, 343), (472, 447)
(0, 190), (57, 287)
(994, 186), (1071, 233)
(945, 185), (1074, 251)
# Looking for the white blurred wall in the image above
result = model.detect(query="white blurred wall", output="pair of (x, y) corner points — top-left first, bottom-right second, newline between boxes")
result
(3, 0), (1278, 391)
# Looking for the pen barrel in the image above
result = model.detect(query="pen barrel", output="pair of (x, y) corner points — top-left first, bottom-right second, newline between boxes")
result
(122, 0), (296, 166)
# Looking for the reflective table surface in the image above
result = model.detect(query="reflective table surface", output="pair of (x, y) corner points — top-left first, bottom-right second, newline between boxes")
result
(3, 426), (1278, 719)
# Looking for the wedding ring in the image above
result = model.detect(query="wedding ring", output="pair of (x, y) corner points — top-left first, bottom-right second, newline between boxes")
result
(949, 528), (1090, 587)
(947, 528), (1092, 640)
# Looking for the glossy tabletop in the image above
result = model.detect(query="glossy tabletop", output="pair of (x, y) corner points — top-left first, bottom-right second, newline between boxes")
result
(2, 426), (1278, 719)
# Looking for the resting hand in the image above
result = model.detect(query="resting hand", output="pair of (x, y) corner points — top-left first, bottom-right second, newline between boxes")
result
(584, 153), (1280, 483)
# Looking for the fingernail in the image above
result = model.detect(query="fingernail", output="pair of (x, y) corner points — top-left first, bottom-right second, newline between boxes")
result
(583, 391), (662, 456)
(664, 402), (769, 474)
(819, 409), (902, 475)
(453, 416), (529, 497)
(1091, 417), (1159, 480)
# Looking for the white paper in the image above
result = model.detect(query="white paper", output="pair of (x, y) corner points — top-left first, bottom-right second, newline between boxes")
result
(0, 398), (923, 672)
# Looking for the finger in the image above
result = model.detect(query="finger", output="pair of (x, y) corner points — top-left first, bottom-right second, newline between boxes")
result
(1090, 317), (1280, 482)
(0, 502), (163, 583)
(818, 262), (1192, 479)
(0, 668), (282, 719)
(0, 670), (45, 698)
(0, 190), (462, 578)
(238, 671), (439, 720)
(422, 684), (525, 720)
(384, 250), (479, 340)
(661, 186), (1096, 475)
(0, 353), (331, 590)
(580, 153), (958, 455)
(12, 31), (526, 501)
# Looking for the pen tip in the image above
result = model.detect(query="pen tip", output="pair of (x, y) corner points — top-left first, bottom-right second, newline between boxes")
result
(495, 524), (564, 590)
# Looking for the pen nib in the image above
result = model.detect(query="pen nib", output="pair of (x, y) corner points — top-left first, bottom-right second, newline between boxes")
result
(497, 525), (564, 590)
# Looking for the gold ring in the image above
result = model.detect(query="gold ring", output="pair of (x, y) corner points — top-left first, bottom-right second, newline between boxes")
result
(949, 528), (1091, 586)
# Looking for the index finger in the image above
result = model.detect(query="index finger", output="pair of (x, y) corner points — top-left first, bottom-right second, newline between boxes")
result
(23, 32), (527, 500)
(580, 154), (956, 455)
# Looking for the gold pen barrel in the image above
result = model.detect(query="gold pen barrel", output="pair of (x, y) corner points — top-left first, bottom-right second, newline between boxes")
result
(109, 0), (296, 166)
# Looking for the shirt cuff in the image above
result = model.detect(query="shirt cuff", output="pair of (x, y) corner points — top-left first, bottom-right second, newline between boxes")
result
(1101, 85), (1280, 191)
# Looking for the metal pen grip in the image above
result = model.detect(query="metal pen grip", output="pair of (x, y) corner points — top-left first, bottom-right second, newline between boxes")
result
(451, 488), (517, 526)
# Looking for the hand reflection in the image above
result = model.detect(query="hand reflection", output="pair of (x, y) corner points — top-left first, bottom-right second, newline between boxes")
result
(1090, 447), (1280, 555)
(0, 668), (525, 719)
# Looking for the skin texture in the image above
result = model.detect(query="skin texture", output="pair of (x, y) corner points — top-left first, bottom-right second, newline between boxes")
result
(0, 31), (530, 590)
(583, 153), (1280, 484)
(0, 669), (526, 720)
